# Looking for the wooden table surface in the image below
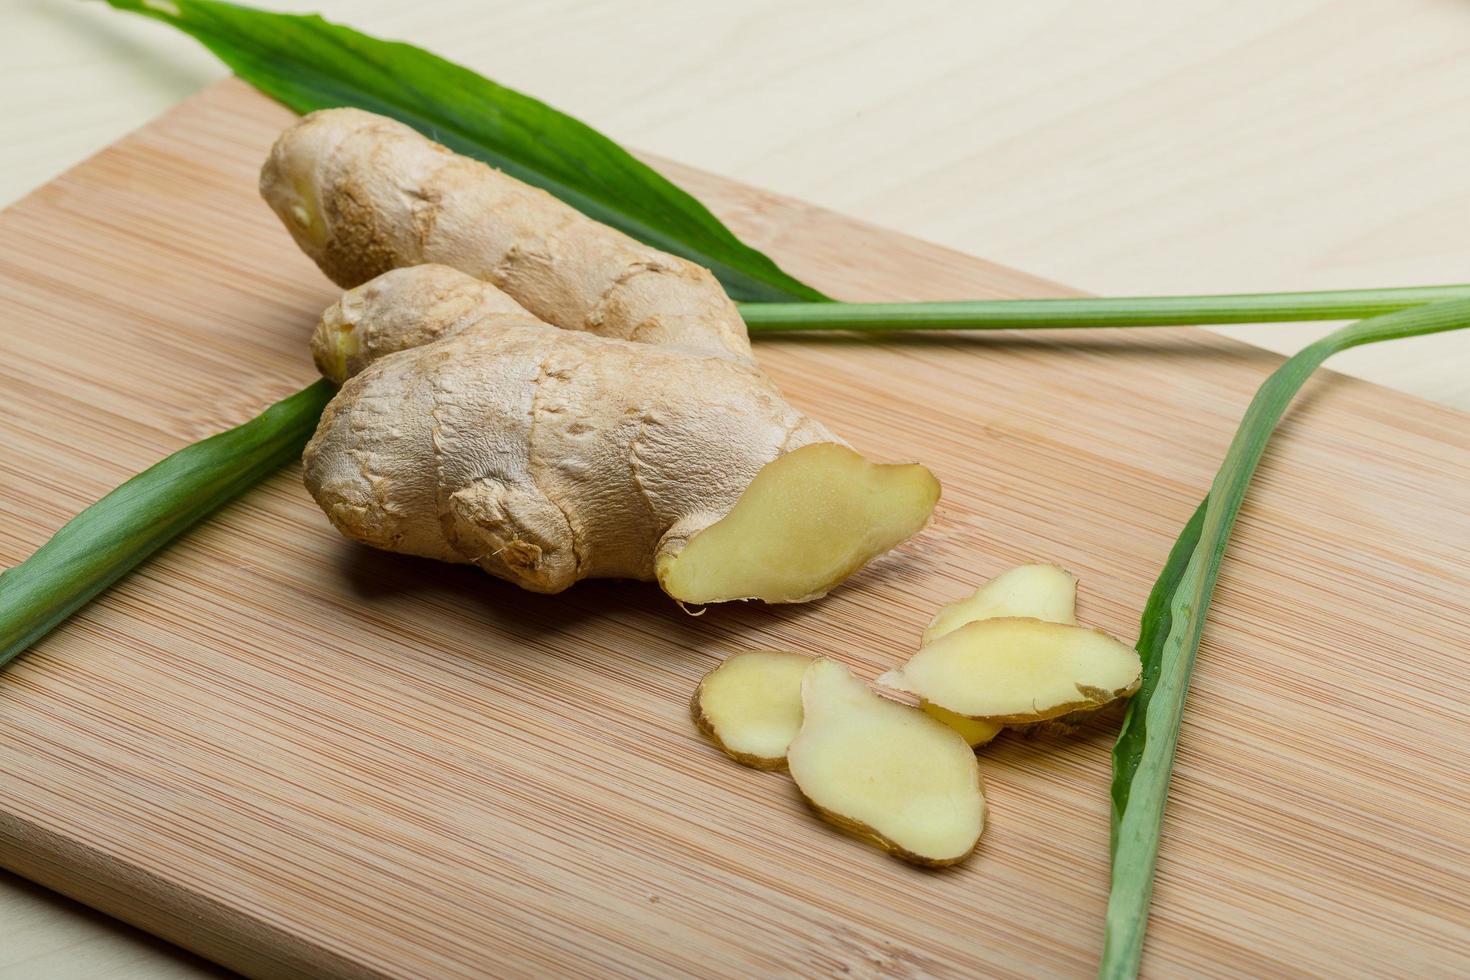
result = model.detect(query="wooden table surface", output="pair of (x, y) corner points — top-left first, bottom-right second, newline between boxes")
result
(3, 1), (1467, 976)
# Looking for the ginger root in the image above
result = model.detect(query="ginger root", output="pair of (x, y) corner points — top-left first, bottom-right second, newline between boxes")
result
(300, 266), (935, 600)
(262, 108), (753, 362)
(262, 109), (940, 604)
(787, 660), (985, 867)
(692, 651), (814, 768)
(880, 618), (1141, 724)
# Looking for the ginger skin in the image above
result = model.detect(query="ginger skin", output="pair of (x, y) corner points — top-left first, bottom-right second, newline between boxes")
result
(262, 108), (753, 362)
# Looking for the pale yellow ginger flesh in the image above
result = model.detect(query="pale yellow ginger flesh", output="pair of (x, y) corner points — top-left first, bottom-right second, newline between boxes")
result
(787, 660), (985, 867)
(918, 562), (1080, 744)
(921, 703), (1002, 748)
(657, 444), (939, 604)
(691, 651), (814, 768)
(922, 562), (1078, 644)
(881, 618), (1141, 724)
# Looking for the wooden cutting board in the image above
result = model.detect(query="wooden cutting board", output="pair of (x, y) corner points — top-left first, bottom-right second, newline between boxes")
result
(2, 79), (1467, 979)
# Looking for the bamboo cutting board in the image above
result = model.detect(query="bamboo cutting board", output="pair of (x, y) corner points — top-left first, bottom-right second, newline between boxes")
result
(2, 79), (1468, 978)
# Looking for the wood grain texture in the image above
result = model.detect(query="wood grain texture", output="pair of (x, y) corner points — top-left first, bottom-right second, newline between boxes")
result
(1, 79), (1468, 978)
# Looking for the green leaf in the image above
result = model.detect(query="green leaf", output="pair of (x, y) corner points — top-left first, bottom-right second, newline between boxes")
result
(0, 382), (333, 669)
(1100, 296), (1470, 979)
(105, 0), (824, 304)
(738, 283), (1470, 332)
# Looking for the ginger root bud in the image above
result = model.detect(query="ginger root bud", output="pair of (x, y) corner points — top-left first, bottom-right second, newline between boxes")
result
(263, 107), (755, 362)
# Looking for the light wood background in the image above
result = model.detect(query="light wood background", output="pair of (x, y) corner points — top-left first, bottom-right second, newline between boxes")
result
(2, 1), (1468, 976)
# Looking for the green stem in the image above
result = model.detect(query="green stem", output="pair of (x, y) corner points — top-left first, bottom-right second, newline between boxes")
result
(738, 283), (1470, 332)
(1100, 296), (1470, 979)
(0, 381), (334, 669)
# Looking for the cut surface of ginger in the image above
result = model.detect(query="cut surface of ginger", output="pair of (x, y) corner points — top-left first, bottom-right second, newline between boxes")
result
(692, 651), (814, 768)
(787, 660), (984, 867)
(881, 618), (1141, 724)
(923, 562), (1078, 644)
(657, 443), (939, 604)
(918, 562), (1081, 744)
(921, 703), (1002, 748)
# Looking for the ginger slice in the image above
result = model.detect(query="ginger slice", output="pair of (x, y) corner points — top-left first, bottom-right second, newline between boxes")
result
(923, 563), (1078, 644)
(656, 443), (939, 605)
(919, 563), (1079, 745)
(881, 618), (1141, 724)
(692, 651), (815, 769)
(787, 660), (985, 867)
(921, 703), (1003, 748)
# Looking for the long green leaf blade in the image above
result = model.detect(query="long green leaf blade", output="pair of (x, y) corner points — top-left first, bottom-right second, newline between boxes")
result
(105, 0), (824, 305)
(1101, 297), (1470, 979)
(738, 283), (1470, 332)
(0, 381), (333, 668)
